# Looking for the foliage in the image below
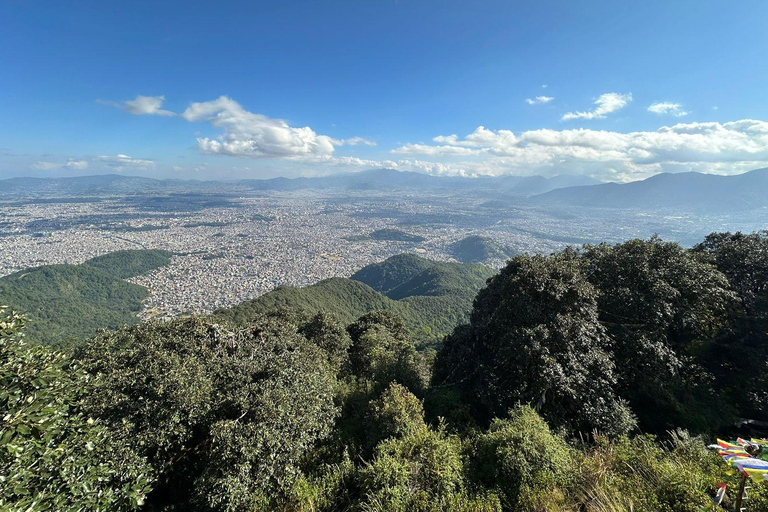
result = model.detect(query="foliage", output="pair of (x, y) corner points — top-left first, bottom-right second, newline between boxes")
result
(0, 307), (153, 512)
(213, 254), (493, 346)
(358, 387), (500, 512)
(573, 431), (732, 512)
(470, 405), (577, 511)
(0, 263), (149, 346)
(368, 382), (427, 442)
(77, 316), (338, 511)
(434, 252), (635, 435)
(82, 249), (173, 278)
(693, 231), (768, 419)
(448, 235), (516, 263)
(347, 311), (430, 394)
(582, 238), (738, 432)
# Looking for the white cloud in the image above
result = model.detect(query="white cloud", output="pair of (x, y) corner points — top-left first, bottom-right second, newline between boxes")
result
(32, 161), (61, 171)
(65, 159), (88, 170)
(31, 159), (88, 171)
(334, 136), (377, 147)
(100, 95), (175, 116)
(97, 154), (156, 171)
(562, 92), (632, 121)
(390, 119), (768, 181)
(180, 96), (342, 160)
(648, 102), (688, 117)
(526, 96), (554, 105)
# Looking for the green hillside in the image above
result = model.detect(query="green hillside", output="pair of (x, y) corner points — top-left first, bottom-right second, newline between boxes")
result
(0, 264), (148, 345)
(0, 249), (171, 346)
(82, 249), (173, 278)
(352, 253), (494, 299)
(349, 253), (436, 295)
(449, 235), (516, 263)
(212, 254), (493, 344)
(369, 228), (425, 243)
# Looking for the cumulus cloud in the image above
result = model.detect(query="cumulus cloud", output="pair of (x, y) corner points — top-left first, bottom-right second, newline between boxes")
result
(334, 136), (377, 146)
(390, 119), (768, 181)
(100, 95), (175, 116)
(31, 159), (89, 171)
(648, 102), (688, 117)
(180, 96), (344, 160)
(526, 96), (554, 105)
(562, 92), (632, 121)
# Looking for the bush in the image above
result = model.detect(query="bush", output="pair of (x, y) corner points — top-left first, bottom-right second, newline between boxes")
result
(574, 431), (732, 512)
(470, 405), (577, 511)
(0, 308), (152, 512)
(359, 424), (498, 512)
(368, 382), (426, 441)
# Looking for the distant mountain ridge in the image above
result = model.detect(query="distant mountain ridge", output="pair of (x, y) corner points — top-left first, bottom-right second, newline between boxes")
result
(530, 167), (768, 211)
(0, 169), (599, 198)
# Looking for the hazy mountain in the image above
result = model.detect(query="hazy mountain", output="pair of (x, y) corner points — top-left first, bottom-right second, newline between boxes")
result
(449, 235), (517, 263)
(242, 169), (600, 196)
(530, 168), (768, 211)
(0, 174), (168, 195)
(0, 169), (599, 197)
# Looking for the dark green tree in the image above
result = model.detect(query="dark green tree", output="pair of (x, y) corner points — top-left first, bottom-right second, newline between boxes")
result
(693, 231), (768, 419)
(346, 311), (429, 394)
(78, 316), (338, 512)
(434, 252), (635, 435)
(583, 238), (737, 432)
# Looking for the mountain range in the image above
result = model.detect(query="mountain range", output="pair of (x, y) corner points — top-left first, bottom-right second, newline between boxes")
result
(3, 167), (768, 212)
(0, 169), (599, 198)
(530, 167), (768, 211)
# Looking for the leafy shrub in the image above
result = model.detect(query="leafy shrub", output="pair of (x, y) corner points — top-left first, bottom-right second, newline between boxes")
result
(347, 311), (430, 394)
(574, 431), (730, 512)
(368, 382), (426, 441)
(470, 406), (577, 511)
(360, 424), (498, 512)
(0, 308), (152, 512)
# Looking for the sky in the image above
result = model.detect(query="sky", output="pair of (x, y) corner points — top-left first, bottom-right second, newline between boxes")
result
(2, 0), (767, 182)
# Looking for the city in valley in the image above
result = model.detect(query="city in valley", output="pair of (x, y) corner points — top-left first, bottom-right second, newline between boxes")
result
(2, 179), (766, 319)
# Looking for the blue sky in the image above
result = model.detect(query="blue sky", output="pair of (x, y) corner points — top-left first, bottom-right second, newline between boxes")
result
(2, 0), (767, 181)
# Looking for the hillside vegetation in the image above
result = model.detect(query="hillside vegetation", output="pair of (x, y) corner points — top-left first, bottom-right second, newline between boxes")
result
(0, 249), (171, 345)
(449, 235), (516, 263)
(212, 254), (494, 343)
(6, 233), (768, 512)
(82, 249), (173, 278)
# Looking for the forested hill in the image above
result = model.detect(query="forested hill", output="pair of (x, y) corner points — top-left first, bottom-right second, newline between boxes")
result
(82, 249), (173, 278)
(212, 254), (494, 343)
(0, 249), (171, 345)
